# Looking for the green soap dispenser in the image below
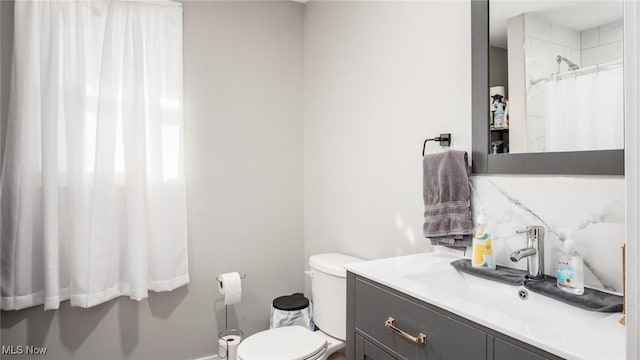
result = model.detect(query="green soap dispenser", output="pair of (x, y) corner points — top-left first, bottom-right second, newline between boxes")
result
(472, 210), (495, 269)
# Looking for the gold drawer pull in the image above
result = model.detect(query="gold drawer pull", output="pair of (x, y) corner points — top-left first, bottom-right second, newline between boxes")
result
(384, 317), (427, 344)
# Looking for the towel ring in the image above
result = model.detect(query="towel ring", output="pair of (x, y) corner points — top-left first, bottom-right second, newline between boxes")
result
(422, 133), (451, 156)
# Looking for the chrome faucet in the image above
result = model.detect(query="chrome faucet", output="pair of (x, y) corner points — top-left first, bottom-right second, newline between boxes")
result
(510, 226), (545, 280)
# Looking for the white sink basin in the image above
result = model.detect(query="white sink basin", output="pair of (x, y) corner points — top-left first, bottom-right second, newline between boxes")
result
(345, 251), (626, 360)
(403, 268), (604, 332)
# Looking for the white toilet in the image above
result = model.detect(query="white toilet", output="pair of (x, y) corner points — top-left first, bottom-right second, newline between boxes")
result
(237, 253), (362, 360)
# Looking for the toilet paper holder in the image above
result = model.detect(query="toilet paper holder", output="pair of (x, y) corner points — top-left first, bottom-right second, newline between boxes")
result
(217, 274), (247, 290)
(218, 328), (243, 360)
(218, 274), (246, 360)
(218, 274), (247, 329)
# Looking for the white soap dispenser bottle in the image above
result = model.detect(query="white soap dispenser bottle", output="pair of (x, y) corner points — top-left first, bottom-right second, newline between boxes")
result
(556, 239), (584, 295)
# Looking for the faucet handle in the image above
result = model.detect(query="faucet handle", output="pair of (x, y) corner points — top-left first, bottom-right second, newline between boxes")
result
(516, 225), (545, 236)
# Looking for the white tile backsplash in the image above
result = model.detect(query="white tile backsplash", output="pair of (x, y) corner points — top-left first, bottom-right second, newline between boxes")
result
(525, 37), (556, 78)
(524, 115), (545, 152)
(581, 28), (599, 49)
(525, 82), (545, 117)
(582, 41), (623, 68)
(571, 48), (582, 67)
(599, 21), (624, 45)
(580, 20), (623, 67)
(551, 23), (580, 49)
(471, 176), (625, 293)
(524, 14), (551, 42)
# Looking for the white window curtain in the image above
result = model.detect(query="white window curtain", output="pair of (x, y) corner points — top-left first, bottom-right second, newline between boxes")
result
(0, 0), (188, 310)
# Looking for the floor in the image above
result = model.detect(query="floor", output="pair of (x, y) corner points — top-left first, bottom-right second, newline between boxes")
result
(328, 349), (346, 360)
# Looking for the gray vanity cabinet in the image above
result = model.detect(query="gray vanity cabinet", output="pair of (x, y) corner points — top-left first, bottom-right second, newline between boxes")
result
(493, 338), (547, 360)
(346, 272), (563, 360)
(355, 334), (397, 360)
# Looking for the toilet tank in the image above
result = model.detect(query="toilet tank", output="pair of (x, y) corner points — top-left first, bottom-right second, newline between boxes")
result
(308, 253), (362, 341)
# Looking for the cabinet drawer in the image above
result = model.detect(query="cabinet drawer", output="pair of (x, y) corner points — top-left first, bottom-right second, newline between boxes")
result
(494, 338), (547, 360)
(355, 333), (397, 360)
(354, 278), (487, 360)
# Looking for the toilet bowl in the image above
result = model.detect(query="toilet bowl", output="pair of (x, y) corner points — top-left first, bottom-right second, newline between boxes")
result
(236, 253), (362, 360)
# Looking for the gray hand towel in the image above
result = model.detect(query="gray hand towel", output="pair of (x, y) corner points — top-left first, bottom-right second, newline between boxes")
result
(423, 150), (473, 248)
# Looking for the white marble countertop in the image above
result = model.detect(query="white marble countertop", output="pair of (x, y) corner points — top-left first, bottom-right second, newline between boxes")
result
(344, 251), (626, 360)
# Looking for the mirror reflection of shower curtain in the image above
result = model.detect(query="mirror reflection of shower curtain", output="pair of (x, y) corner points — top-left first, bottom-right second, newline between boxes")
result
(544, 66), (623, 152)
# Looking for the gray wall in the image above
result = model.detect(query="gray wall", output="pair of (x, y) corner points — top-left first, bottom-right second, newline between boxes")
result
(489, 45), (508, 97)
(303, 1), (472, 264)
(0, 2), (305, 359)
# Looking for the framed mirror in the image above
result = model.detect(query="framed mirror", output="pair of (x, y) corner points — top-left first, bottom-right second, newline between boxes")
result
(471, 0), (624, 175)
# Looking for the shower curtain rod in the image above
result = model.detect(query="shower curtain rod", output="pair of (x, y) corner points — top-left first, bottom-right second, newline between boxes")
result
(530, 59), (623, 86)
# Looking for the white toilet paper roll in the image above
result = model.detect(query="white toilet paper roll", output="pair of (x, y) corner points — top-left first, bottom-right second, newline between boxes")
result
(218, 335), (242, 360)
(218, 272), (242, 305)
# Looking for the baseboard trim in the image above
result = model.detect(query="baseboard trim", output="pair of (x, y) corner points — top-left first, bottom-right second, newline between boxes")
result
(193, 355), (217, 360)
